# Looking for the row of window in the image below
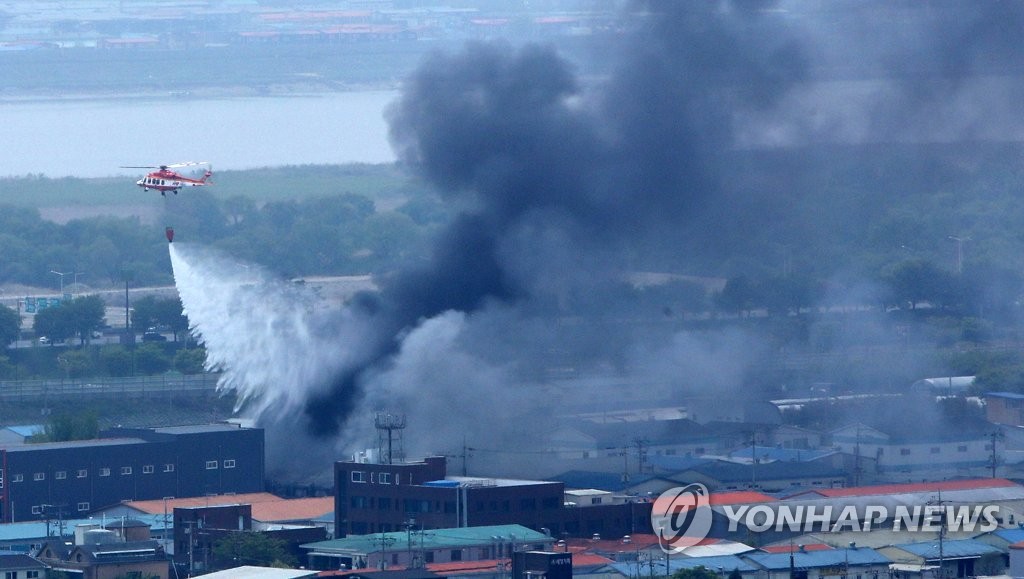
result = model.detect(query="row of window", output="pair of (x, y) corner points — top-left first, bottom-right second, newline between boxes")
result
(5, 460), (236, 483)
(350, 470), (396, 484)
(5, 571), (39, 578)
(842, 444), (989, 456)
(348, 496), (562, 512)
(30, 502), (90, 515)
(898, 445), (984, 456)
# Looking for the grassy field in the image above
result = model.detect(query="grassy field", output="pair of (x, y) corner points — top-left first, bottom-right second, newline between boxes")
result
(0, 163), (420, 214)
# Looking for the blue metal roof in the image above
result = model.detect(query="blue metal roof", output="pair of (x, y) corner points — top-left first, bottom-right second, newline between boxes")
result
(891, 539), (1002, 559)
(4, 425), (44, 437)
(0, 514), (169, 543)
(549, 470), (660, 493)
(745, 547), (890, 570)
(992, 528), (1024, 543)
(611, 554), (759, 576)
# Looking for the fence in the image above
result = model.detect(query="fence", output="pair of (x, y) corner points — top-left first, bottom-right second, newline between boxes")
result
(0, 373), (223, 402)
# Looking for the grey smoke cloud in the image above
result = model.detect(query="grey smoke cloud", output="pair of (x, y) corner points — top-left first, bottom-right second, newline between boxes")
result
(172, 2), (1024, 474)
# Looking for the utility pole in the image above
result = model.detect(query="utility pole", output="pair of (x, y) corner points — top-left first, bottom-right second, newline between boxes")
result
(928, 491), (947, 579)
(749, 431), (758, 489)
(460, 437), (474, 476)
(633, 437), (649, 475)
(854, 424), (862, 486)
(990, 431), (1003, 478)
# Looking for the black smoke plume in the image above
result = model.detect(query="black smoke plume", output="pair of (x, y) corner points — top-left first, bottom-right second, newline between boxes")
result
(276, 1), (1024, 469)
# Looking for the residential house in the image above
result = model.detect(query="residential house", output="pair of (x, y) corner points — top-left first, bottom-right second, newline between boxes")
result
(35, 524), (170, 579)
(0, 553), (47, 578)
(302, 523), (552, 571)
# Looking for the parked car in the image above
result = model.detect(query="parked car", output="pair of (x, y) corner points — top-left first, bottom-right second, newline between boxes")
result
(142, 331), (167, 342)
(38, 336), (49, 345)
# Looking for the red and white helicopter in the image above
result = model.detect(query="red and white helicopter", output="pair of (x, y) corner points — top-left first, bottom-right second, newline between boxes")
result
(122, 161), (213, 196)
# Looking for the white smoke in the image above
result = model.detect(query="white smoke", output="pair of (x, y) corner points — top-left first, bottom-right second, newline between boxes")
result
(169, 242), (373, 420)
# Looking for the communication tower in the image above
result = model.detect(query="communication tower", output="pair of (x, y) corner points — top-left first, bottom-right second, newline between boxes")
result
(375, 412), (407, 464)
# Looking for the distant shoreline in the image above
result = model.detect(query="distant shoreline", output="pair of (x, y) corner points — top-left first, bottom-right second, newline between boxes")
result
(0, 80), (402, 105)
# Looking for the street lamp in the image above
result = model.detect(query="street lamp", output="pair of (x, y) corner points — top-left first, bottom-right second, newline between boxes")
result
(947, 236), (970, 274)
(49, 270), (68, 295)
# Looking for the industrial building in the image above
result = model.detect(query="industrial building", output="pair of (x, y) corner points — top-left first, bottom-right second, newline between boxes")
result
(0, 423), (264, 522)
(334, 454), (651, 540)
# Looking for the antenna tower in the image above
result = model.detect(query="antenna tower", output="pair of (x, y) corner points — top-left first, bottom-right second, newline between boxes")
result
(375, 412), (407, 464)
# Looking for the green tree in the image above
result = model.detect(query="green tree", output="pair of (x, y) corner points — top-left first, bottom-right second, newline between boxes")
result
(174, 348), (207, 374)
(134, 344), (170, 375)
(0, 304), (20, 346)
(36, 411), (99, 442)
(0, 355), (16, 379)
(33, 304), (75, 343)
(672, 566), (719, 579)
(101, 346), (134, 377)
(65, 295), (106, 344)
(212, 532), (296, 569)
(56, 350), (94, 379)
(132, 296), (189, 340)
(881, 259), (953, 310)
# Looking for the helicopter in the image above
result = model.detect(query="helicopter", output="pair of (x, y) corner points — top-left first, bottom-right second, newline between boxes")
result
(121, 161), (213, 196)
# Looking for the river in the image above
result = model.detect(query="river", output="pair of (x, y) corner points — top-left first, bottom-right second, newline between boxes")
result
(0, 90), (400, 178)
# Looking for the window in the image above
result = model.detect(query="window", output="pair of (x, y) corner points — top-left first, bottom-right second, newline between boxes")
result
(379, 472), (390, 484)
(11, 474), (22, 483)
(27, 572), (39, 579)
(143, 465), (154, 474)
(351, 471), (366, 483)
(54, 470), (67, 480)
(930, 447), (941, 454)
(451, 549), (463, 561)
(900, 448), (911, 456)
(77, 502), (90, 511)
(77, 469), (88, 478)
(31, 506), (42, 515)
(205, 461), (218, 470)
(121, 466), (132, 475)
(99, 468), (111, 477)
(958, 445), (968, 452)
(33, 473), (45, 481)
(164, 464), (175, 472)
(223, 459), (236, 469)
